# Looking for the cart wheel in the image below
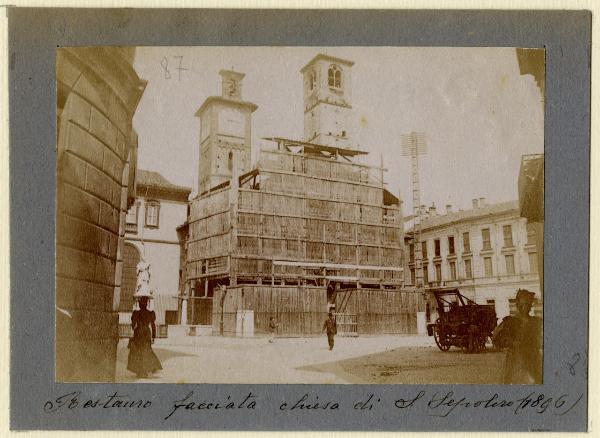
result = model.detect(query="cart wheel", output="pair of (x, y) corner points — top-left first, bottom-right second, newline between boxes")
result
(433, 324), (450, 351)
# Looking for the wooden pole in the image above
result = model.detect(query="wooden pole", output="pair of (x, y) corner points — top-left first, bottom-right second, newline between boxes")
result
(355, 221), (360, 289)
(271, 256), (275, 286)
(398, 187), (405, 288)
(230, 164), (240, 287)
(190, 281), (196, 325)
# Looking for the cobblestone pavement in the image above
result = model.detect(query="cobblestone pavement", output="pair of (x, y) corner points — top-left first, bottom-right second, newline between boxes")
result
(115, 334), (505, 384)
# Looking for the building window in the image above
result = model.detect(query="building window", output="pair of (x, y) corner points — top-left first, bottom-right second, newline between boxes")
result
(435, 263), (442, 282)
(463, 232), (471, 253)
(464, 259), (472, 279)
(309, 70), (317, 90)
(484, 257), (493, 277)
(503, 224), (514, 247)
(226, 78), (238, 97)
(528, 252), (538, 273)
(125, 203), (138, 233)
(482, 228), (491, 250)
(505, 254), (515, 275)
(526, 223), (537, 244)
(423, 264), (429, 284)
(410, 268), (415, 285)
(448, 236), (455, 255)
(409, 243), (415, 262)
(328, 64), (342, 89)
(228, 151), (233, 171)
(126, 203), (138, 223)
(145, 201), (160, 228)
(421, 241), (428, 259)
(449, 261), (457, 280)
(434, 239), (441, 257)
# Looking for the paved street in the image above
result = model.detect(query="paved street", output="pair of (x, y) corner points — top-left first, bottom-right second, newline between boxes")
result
(116, 335), (505, 384)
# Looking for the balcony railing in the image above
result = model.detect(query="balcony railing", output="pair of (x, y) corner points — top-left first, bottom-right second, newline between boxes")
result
(125, 222), (138, 234)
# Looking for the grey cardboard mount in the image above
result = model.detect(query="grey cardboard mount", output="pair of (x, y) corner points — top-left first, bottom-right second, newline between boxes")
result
(9, 8), (590, 432)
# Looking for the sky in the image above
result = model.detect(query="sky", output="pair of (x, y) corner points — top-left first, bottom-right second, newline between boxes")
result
(132, 47), (543, 212)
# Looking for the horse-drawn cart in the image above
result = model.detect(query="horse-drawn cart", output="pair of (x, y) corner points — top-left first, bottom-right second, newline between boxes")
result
(426, 289), (497, 353)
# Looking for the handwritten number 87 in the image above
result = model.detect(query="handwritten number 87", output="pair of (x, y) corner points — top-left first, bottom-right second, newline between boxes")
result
(161, 56), (187, 81)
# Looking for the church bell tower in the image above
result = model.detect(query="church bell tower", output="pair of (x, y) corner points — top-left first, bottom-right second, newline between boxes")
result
(195, 70), (257, 193)
(300, 54), (354, 148)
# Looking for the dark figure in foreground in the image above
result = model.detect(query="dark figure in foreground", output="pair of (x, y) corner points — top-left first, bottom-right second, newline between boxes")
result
(323, 312), (337, 350)
(127, 295), (162, 378)
(493, 289), (542, 384)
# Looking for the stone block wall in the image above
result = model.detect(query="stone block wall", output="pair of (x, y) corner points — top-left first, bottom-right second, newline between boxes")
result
(56, 48), (145, 382)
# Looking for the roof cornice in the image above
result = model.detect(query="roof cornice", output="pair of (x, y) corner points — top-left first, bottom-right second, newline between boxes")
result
(194, 96), (258, 117)
(300, 53), (355, 73)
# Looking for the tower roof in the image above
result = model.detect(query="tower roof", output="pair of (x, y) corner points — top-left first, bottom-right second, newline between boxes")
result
(195, 68), (257, 116)
(300, 53), (355, 73)
(219, 69), (245, 81)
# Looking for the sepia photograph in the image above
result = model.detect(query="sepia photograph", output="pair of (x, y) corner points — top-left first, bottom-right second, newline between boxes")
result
(55, 46), (545, 385)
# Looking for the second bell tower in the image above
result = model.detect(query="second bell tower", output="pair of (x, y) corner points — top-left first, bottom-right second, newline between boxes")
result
(195, 70), (257, 193)
(300, 54), (354, 148)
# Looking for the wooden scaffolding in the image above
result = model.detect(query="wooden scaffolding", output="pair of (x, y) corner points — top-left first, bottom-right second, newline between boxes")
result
(186, 137), (405, 298)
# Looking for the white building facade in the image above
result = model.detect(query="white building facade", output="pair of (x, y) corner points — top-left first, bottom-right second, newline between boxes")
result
(119, 170), (191, 329)
(407, 199), (541, 321)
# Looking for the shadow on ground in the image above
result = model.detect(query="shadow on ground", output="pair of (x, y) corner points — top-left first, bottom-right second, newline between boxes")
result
(116, 344), (198, 382)
(298, 346), (505, 384)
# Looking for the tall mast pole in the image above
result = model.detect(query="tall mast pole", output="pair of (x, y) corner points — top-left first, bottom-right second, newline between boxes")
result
(402, 131), (427, 289)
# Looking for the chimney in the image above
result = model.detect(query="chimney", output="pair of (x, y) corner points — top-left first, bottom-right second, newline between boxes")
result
(446, 204), (452, 214)
(479, 197), (486, 207)
(472, 198), (479, 209)
(429, 202), (437, 216)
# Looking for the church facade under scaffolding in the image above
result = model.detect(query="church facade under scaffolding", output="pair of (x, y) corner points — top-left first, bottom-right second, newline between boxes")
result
(184, 54), (425, 336)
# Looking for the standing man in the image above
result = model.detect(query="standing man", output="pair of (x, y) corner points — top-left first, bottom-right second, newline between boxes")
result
(493, 289), (542, 384)
(323, 312), (337, 351)
(268, 317), (279, 343)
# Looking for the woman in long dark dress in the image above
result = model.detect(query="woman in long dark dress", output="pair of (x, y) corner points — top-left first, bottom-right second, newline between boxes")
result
(127, 296), (162, 378)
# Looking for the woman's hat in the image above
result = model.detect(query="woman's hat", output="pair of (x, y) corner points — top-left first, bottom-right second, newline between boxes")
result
(133, 290), (154, 299)
(516, 289), (535, 302)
